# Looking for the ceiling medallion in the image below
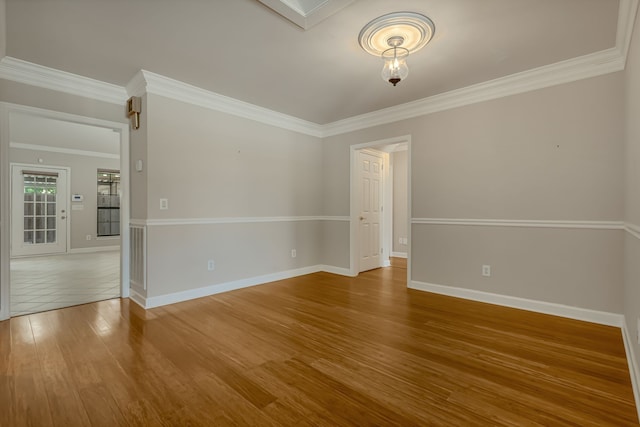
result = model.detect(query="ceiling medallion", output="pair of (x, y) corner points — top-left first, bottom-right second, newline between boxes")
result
(358, 12), (435, 86)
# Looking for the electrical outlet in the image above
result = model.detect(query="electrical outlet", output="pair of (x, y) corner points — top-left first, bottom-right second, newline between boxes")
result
(482, 265), (491, 277)
(160, 198), (169, 210)
(291, 249), (297, 258)
(86, 234), (91, 241)
(207, 260), (215, 271)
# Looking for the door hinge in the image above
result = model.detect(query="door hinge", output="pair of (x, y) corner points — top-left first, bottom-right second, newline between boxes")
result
(380, 248), (383, 254)
(381, 206), (383, 212)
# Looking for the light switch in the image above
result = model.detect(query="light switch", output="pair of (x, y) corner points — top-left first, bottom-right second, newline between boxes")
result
(160, 198), (169, 210)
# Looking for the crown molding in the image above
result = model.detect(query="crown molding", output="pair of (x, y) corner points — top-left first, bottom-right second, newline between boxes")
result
(126, 70), (324, 138)
(0, 0), (636, 137)
(322, 0), (638, 137)
(258, 0), (357, 30)
(0, 56), (127, 105)
(10, 142), (119, 159)
(322, 48), (625, 136)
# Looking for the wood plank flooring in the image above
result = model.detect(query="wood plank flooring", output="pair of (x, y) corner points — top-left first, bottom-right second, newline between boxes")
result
(1, 261), (637, 426)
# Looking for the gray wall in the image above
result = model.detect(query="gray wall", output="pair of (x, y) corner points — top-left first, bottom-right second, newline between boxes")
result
(392, 150), (408, 254)
(9, 147), (120, 249)
(0, 0), (5, 58)
(322, 72), (625, 313)
(624, 7), (640, 383)
(136, 94), (325, 298)
(130, 94), (148, 220)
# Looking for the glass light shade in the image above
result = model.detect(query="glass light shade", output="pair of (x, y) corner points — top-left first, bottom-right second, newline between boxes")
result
(381, 47), (409, 86)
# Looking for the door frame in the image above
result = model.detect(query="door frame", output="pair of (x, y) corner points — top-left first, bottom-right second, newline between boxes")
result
(355, 148), (387, 273)
(349, 135), (411, 280)
(10, 163), (71, 257)
(0, 102), (130, 321)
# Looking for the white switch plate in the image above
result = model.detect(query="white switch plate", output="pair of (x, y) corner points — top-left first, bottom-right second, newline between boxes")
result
(207, 260), (215, 271)
(160, 198), (169, 210)
(482, 265), (491, 277)
(291, 249), (297, 258)
(86, 234), (91, 241)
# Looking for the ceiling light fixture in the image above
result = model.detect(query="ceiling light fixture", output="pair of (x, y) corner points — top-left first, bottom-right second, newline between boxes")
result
(358, 12), (435, 87)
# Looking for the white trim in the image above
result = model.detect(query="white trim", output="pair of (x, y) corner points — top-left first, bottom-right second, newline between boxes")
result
(322, 0), (638, 137)
(412, 218), (624, 230)
(10, 142), (119, 159)
(626, 223), (640, 240)
(409, 280), (623, 327)
(622, 319), (640, 422)
(319, 265), (356, 277)
(0, 57), (127, 105)
(143, 265), (322, 308)
(257, 0), (356, 30)
(322, 49), (624, 137)
(129, 216), (349, 226)
(391, 251), (407, 258)
(129, 288), (147, 309)
(127, 70), (324, 138)
(131, 264), (353, 309)
(68, 245), (119, 254)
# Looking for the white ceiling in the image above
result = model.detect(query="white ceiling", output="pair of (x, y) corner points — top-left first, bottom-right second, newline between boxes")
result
(3, 0), (621, 124)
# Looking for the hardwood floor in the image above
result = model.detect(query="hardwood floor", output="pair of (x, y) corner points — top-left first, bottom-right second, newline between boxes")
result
(1, 261), (637, 426)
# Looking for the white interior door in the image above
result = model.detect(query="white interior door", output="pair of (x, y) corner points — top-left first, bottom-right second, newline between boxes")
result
(11, 165), (68, 257)
(358, 150), (383, 272)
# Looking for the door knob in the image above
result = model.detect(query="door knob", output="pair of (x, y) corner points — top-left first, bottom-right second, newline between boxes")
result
(61, 216), (66, 220)
(360, 216), (364, 220)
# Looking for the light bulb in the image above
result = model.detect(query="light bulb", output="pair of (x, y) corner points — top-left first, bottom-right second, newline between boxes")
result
(381, 46), (409, 86)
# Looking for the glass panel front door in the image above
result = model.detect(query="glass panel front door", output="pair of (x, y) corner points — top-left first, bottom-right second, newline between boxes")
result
(22, 174), (58, 245)
(11, 165), (68, 257)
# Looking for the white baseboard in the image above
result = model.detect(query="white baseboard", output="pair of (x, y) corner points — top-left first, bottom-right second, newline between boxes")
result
(143, 265), (323, 309)
(320, 265), (356, 277)
(129, 288), (147, 309)
(391, 252), (408, 258)
(130, 264), (357, 309)
(409, 280), (623, 327)
(622, 319), (640, 422)
(69, 245), (120, 254)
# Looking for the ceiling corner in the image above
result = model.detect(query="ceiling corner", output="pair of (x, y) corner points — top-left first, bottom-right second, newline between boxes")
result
(257, 0), (358, 30)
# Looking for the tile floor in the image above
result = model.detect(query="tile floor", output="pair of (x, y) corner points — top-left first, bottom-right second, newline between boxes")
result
(10, 251), (120, 316)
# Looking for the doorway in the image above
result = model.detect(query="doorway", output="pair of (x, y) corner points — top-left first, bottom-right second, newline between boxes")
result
(356, 149), (386, 272)
(11, 165), (70, 257)
(350, 135), (411, 279)
(0, 103), (130, 320)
